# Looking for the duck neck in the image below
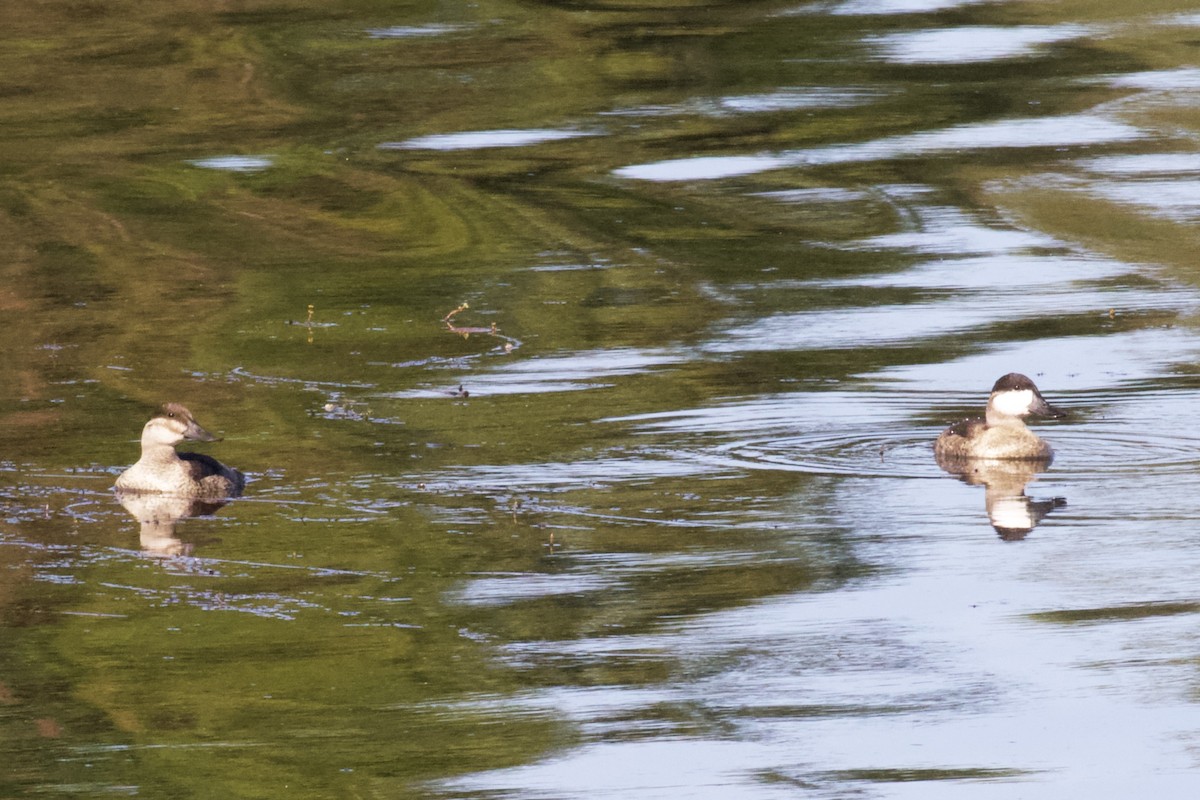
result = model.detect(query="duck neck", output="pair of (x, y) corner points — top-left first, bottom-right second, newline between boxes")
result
(985, 408), (1030, 429)
(137, 439), (181, 464)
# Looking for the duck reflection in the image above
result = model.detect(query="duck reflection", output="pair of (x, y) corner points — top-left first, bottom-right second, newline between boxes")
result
(936, 454), (1066, 540)
(116, 490), (229, 556)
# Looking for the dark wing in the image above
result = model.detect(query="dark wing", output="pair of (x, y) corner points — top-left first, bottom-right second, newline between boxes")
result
(942, 417), (986, 439)
(178, 451), (228, 479)
(178, 452), (245, 496)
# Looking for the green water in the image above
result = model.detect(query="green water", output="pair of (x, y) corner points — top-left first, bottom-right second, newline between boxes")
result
(5, 1), (1200, 797)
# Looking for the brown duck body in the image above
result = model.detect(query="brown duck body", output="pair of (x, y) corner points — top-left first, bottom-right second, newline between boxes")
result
(933, 373), (1064, 462)
(935, 417), (1053, 461)
(115, 404), (244, 500)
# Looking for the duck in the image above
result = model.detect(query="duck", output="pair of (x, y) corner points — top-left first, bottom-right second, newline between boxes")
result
(115, 403), (245, 499)
(934, 373), (1065, 461)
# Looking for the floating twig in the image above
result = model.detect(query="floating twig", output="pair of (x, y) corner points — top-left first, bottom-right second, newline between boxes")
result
(439, 302), (523, 361)
(442, 302), (469, 324)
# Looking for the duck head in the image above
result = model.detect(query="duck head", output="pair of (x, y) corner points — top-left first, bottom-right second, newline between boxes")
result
(985, 373), (1066, 425)
(141, 403), (220, 447)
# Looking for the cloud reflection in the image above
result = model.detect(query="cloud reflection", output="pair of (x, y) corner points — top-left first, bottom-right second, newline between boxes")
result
(382, 128), (599, 151)
(868, 25), (1092, 64)
(366, 24), (469, 38)
(616, 114), (1144, 181)
(189, 155), (274, 173)
(829, 0), (992, 14)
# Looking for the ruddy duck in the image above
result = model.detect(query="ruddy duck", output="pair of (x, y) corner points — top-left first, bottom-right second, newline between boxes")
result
(934, 373), (1065, 461)
(115, 404), (244, 499)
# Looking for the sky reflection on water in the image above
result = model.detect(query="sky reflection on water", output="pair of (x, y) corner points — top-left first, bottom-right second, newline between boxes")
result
(867, 24), (1094, 63)
(382, 128), (600, 151)
(615, 114), (1145, 181)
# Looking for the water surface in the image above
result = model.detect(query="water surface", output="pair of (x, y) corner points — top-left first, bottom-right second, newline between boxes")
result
(4, 0), (1200, 797)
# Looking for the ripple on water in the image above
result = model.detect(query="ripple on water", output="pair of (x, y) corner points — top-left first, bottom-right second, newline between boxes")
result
(611, 390), (949, 479)
(1037, 384), (1200, 478)
(704, 286), (1189, 354)
(705, 432), (943, 479)
(1050, 428), (1200, 476)
(612, 378), (1200, 482)
(384, 347), (686, 398)
(604, 87), (881, 118)
(227, 366), (374, 391)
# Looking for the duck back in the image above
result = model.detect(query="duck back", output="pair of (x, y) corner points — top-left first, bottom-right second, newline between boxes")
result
(178, 452), (245, 497)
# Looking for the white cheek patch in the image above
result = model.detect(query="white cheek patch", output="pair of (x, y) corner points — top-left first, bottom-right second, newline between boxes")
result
(148, 420), (182, 445)
(992, 389), (1033, 416)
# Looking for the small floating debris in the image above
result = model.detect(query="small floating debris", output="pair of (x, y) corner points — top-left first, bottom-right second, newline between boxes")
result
(442, 302), (495, 336)
(188, 155), (274, 173)
(317, 397), (403, 425)
(287, 304), (338, 345)
(286, 304), (336, 328)
(321, 402), (367, 421)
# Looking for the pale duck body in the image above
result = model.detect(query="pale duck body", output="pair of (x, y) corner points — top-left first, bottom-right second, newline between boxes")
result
(115, 404), (244, 500)
(934, 373), (1065, 461)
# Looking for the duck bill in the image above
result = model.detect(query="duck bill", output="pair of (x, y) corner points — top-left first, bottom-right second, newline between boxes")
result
(184, 420), (221, 442)
(1031, 394), (1066, 419)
